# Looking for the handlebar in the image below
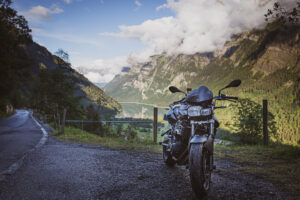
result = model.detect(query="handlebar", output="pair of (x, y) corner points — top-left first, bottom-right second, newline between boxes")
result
(173, 98), (185, 105)
(170, 94), (238, 108)
(169, 98), (185, 107)
(225, 96), (238, 100)
(214, 94), (238, 101)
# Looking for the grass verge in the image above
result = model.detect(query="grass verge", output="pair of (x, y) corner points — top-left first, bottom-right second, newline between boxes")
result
(215, 143), (300, 197)
(0, 110), (15, 120)
(52, 126), (162, 153)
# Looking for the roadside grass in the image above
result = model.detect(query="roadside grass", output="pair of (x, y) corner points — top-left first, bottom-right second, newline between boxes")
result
(214, 129), (300, 197)
(0, 110), (15, 120)
(52, 126), (162, 153)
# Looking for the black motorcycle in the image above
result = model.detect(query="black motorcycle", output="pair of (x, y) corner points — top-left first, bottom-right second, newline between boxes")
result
(161, 79), (241, 198)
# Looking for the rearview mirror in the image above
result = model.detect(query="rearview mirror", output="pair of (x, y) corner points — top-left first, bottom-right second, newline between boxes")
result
(219, 79), (242, 95)
(169, 86), (183, 93)
(225, 79), (241, 89)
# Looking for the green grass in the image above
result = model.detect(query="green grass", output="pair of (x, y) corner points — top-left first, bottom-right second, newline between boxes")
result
(0, 110), (15, 120)
(215, 143), (300, 197)
(52, 126), (162, 153)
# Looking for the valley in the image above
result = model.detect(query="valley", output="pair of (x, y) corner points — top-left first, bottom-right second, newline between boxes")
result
(105, 23), (300, 145)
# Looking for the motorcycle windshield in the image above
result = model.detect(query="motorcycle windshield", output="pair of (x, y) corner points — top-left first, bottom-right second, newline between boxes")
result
(184, 86), (213, 104)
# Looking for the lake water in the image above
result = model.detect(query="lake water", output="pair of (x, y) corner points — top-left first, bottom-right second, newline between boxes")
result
(117, 103), (168, 119)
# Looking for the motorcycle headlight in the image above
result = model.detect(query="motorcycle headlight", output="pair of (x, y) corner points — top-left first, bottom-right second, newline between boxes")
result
(200, 108), (212, 116)
(188, 106), (211, 117)
(188, 106), (202, 117)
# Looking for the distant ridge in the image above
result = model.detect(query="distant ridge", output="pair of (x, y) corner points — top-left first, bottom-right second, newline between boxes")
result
(24, 42), (121, 115)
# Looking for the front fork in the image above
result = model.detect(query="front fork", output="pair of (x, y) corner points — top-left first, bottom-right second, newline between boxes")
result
(190, 119), (215, 171)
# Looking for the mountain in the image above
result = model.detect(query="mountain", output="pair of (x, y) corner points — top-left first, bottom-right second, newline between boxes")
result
(23, 42), (121, 115)
(104, 23), (300, 145)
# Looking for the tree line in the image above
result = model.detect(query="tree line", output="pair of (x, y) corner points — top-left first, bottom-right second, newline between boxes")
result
(0, 0), (87, 129)
(0, 0), (32, 114)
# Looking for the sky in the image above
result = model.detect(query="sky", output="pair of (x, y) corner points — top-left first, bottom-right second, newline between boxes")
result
(12, 0), (283, 84)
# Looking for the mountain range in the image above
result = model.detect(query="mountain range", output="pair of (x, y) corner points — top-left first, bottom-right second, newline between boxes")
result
(104, 23), (300, 145)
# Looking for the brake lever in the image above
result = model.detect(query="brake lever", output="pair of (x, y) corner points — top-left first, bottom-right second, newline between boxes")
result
(214, 106), (227, 109)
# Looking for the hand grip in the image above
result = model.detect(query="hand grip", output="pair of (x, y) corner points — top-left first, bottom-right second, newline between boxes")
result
(226, 96), (238, 100)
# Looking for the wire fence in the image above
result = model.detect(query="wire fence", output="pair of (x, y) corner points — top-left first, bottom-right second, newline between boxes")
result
(65, 120), (153, 123)
(63, 100), (270, 145)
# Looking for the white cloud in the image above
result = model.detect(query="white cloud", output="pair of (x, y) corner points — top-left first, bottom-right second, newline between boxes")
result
(101, 0), (277, 62)
(135, 0), (142, 8)
(64, 0), (72, 4)
(75, 56), (128, 83)
(24, 5), (63, 22)
(64, 0), (86, 4)
(85, 72), (115, 83)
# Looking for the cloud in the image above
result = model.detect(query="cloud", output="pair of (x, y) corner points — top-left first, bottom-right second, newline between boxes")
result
(75, 56), (128, 83)
(85, 72), (115, 83)
(63, 0), (86, 4)
(64, 0), (72, 4)
(101, 0), (277, 62)
(24, 5), (63, 22)
(135, 0), (142, 8)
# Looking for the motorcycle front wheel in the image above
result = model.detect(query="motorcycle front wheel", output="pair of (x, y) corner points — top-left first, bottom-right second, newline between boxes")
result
(163, 146), (175, 166)
(189, 144), (211, 198)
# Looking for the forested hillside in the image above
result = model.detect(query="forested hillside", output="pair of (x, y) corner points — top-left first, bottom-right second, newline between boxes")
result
(0, 1), (121, 119)
(105, 23), (300, 145)
(24, 42), (121, 114)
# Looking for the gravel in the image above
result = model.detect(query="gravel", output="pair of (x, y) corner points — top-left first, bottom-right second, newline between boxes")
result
(0, 137), (295, 200)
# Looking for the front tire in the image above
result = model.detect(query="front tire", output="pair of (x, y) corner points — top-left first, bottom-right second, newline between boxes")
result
(163, 146), (175, 166)
(189, 144), (211, 198)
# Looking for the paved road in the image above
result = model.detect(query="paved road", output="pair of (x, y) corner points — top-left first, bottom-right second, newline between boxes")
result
(0, 111), (295, 200)
(0, 110), (43, 172)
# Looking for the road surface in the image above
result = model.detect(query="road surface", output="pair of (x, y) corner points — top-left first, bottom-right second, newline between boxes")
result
(0, 110), (43, 173)
(0, 110), (295, 199)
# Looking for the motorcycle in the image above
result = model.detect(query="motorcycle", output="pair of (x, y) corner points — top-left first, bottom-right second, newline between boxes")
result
(161, 79), (241, 198)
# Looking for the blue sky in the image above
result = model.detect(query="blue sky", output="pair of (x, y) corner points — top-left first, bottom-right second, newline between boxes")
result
(12, 0), (274, 83)
(13, 0), (173, 68)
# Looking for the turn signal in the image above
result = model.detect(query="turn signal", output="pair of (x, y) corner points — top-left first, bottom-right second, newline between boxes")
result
(187, 88), (192, 94)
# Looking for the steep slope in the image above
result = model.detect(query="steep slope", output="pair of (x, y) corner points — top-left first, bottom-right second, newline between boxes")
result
(23, 42), (121, 114)
(105, 24), (300, 144)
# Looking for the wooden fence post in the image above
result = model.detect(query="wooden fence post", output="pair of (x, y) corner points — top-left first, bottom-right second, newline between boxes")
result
(263, 100), (268, 146)
(153, 107), (158, 143)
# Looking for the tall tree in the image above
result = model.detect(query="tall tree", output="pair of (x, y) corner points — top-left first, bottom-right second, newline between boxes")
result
(55, 48), (70, 64)
(265, 1), (300, 24)
(0, 0), (32, 112)
(31, 68), (85, 129)
(233, 98), (277, 144)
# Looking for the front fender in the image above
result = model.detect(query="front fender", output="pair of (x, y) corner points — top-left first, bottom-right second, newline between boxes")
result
(189, 135), (214, 154)
(189, 135), (207, 144)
